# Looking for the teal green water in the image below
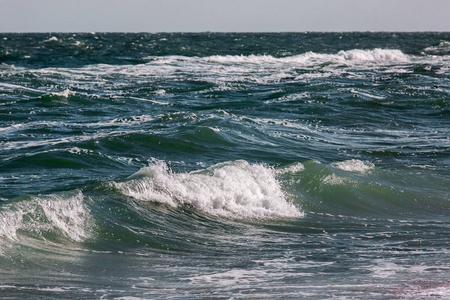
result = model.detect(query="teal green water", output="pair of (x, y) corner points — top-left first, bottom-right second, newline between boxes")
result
(0, 33), (449, 299)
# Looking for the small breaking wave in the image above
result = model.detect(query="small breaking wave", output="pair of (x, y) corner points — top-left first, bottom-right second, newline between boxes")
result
(143, 49), (411, 70)
(114, 160), (302, 219)
(44, 36), (59, 43)
(204, 49), (410, 65)
(424, 40), (450, 54)
(0, 191), (91, 247)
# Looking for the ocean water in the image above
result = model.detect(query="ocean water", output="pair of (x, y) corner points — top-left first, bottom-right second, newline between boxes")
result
(0, 32), (449, 299)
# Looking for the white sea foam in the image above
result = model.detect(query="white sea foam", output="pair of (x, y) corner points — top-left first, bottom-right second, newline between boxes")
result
(44, 36), (58, 42)
(244, 117), (315, 132)
(332, 159), (375, 173)
(336, 49), (409, 63)
(187, 269), (279, 286)
(403, 284), (450, 298)
(0, 113), (154, 147)
(128, 96), (170, 105)
(67, 147), (94, 155)
(322, 173), (345, 185)
(424, 40), (450, 53)
(1, 130), (134, 151)
(278, 162), (305, 174)
(202, 49), (409, 66)
(204, 54), (280, 64)
(135, 49), (414, 82)
(116, 160), (302, 219)
(0, 191), (91, 244)
(0, 82), (43, 94)
(51, 89), (75, 98)
(350, 89), (386, 100)
(187, 258), (333, 288)
(9, 48), (440, 97)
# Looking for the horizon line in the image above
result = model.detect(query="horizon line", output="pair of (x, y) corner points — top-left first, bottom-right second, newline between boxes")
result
(2, 30), (450, 34)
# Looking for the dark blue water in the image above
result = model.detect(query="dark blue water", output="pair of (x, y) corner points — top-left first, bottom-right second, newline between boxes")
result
(1, 33), (449, 299)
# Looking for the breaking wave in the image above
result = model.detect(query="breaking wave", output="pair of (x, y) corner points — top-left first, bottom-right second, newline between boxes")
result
(114, 160), (302, 219)
(0, 191), (91, 248)
(203, 48), (410, 65)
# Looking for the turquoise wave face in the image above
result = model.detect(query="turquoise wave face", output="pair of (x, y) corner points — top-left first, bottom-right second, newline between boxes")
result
(1, 159), (447, 250)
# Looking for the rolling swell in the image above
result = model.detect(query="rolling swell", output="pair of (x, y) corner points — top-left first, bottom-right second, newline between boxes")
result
(2, 158), (447, 255)
(107, 159), (449, 220)
(279, 160), (449, 218)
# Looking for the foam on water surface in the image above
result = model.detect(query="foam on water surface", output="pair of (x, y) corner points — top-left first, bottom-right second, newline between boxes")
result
(0, 191), (91, 245)
(194, 49), (410, 65)
(331, 159), (375, 173)
(115, 160), (302, 219)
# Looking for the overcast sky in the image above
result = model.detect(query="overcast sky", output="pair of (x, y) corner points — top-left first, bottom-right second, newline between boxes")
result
(1, 0), (449, 32)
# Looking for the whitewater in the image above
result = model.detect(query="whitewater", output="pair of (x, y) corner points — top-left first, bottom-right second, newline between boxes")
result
(0, 32), (449, 299)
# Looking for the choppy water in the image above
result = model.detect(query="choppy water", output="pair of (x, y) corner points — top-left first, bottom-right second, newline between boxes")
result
(0, 32), (449, 299)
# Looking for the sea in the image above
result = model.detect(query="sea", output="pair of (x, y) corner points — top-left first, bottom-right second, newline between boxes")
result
(0, 32), (449, 299)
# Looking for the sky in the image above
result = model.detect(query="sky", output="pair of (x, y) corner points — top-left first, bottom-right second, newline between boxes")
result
(1, 0), (449, 32)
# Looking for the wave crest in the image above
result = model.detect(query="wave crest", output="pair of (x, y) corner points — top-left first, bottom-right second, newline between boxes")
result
(115, 160), (302, 219)
(337, 49), (409, 63)
(145, 48), (410, 67)
(201, 49), (409, 65)
(0, 191), (91, 245)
